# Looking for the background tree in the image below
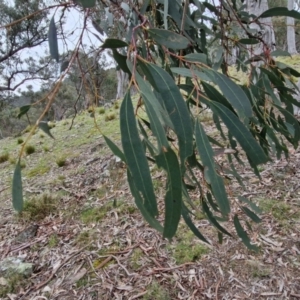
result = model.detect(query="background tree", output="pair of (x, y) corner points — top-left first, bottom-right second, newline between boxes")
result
(287, 0), (298, 54)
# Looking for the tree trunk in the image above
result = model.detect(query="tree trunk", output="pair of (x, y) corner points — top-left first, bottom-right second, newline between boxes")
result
(246, 0), (276, 56)
(287, 0), (297, 54)
(116, 70), (128, 99)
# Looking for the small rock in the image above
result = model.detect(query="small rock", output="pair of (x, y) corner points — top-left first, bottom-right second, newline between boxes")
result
(14, 224), (39, 243)
(0, 257), (33, 277)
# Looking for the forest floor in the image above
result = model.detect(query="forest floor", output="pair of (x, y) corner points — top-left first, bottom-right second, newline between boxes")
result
(1, 98), (300, 300)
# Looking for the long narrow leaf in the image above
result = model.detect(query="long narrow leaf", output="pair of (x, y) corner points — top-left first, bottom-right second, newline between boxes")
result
(195, 120), (230, 215)
(48, 15), (59, 62)
(210, 101), (269, 166)
(233, 215), (258, 251)
(139, 61), (193, 166)
(182, 203), (210, 244)
(205, 70), (252, 120)
(120, 92), (158, 216)
(137, 75), (182, 239)
(12, 160), (23, 212)
(127, 171), (163, 233)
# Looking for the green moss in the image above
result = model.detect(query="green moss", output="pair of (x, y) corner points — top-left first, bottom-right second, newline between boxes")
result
(26, 160), (50, 177)
(0, 272), (27, 297)
(81, 203), (113, 223)
(20, 193), (58, 221)
(246, 260), (271, 278)
(168, 226), (209, 264)
(129, 248), (143, 270)
(48, 234), (59, 247)
(259, 198), (293, 220)
(142, 281), (171, 300)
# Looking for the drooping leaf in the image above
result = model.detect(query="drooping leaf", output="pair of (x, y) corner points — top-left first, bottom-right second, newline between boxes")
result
(139, 61), (193, 166)
(195, 120), (230, 215)
(156, 150), (182, 239)
(182, 203), (210, 244)
(147, 29), (190, 50)
(210, 101), (269, 166)
(233, 215), (258, 251)
(38, 122), (55, 139)
(183, 53), (208, 64)
(205, 69), (252, 120)
(17, 105), (31, 119)
(101, 38), (128, 49)
(92, 20), (104, 35)
(76, 0), (96, 8)
(103, 135), (126, 162)
(120, 92), (158, 217)
(171, 67), (210, 81)
(259, 7), (300, 19)
(241, 206), (261, 223)
(202, 200), (232, 236)
(127, 171), (163, 233)
(137, 74), (182, 239)
(112, 49), (131, 74)
(12, 160), (23, 212)
(48, 15), (59, 62)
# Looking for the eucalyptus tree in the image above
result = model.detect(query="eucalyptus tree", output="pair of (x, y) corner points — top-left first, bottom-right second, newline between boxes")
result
(10, 0), (300, 249)
(287, 0), (298, 54)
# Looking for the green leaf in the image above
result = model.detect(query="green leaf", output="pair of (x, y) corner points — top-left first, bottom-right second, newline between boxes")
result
(183, 53), (208, 64)
(271, 50), (291, 57)
(241, 206), (261, 223)
(233, 215), (258, 251)
(60, 60), (69, 73)
(156, 150), (182, 239)
(127, 170), (163, 233)
(120, 92), (158, 217)
(139, 61), (193, 166)
(38, 122), (55, 139)
(76, 0), (96, 8)
(202, 200), (232, 236)
(182, 203), (210, 244)
(12, 160), (23, 212)
(112, 49), (131, 74)
(137, 75), (182, 239)
(48, 15), (59, 62)
(259, 7), (300, 19)
(195, 120), (230, 215)
(238, 38), (259, 45)
(103, 135), (126, 162)
(147, 29), (190, 50)
(205, 70), (252, 119)
(17, 105), (31, 119)
(101, 38), (128, 49)
(210, 101), (269, 166)
(171, 67), (210, 81)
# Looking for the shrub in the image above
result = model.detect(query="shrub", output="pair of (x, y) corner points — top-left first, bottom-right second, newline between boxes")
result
(0, 152), (9, 163)
(56, 156), (66, 167)
(25, 145), (35, 155)
(105, 112), (116, 122)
